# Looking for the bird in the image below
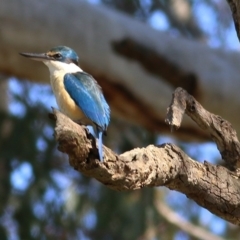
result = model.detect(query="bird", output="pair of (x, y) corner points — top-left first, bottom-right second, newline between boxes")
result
(20, 46), (110, 161)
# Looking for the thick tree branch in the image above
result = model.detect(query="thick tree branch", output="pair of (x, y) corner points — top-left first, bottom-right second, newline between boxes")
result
(112, 38), (198, 96)
(53, 103), (240, 225)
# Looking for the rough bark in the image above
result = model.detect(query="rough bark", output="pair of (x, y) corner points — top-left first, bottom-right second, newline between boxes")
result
(1, 0), (240, 140)
(52, 88), (240, 225)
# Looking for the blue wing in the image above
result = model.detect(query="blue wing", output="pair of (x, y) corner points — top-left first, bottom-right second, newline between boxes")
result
(64, 72), (110, 132)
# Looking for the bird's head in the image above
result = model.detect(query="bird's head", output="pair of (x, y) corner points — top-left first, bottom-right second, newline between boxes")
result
(20, 46), (79, 67)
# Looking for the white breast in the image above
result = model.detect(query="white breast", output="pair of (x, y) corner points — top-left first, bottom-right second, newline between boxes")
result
(44, 60), (87, 122)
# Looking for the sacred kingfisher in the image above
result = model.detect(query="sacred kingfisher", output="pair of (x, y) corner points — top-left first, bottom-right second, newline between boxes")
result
(20, 46), (110, 161)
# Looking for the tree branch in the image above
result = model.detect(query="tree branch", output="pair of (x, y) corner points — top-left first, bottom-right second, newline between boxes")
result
(154, 191), (225, 240)
(52, 90), (240, 225)
(112, 38), (198, 96)
(166, 87), (240, 171)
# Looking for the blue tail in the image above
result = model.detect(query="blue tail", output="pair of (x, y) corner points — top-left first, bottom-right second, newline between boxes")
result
(97, 130), (104, 161)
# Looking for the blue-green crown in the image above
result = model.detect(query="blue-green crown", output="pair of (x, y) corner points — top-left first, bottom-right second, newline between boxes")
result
(48, 46), (79, 65)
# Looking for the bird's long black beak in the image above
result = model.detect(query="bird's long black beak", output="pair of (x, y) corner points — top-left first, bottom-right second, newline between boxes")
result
(19, 52), (52, 61)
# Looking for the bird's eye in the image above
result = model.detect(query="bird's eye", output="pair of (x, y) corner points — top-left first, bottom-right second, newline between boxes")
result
(53, 53), (62, 59)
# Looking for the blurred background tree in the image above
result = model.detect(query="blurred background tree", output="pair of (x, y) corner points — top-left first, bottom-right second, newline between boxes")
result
(0, 0), (239, 239)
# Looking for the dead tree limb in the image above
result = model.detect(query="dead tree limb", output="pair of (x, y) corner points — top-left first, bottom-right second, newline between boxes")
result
(166, 87), (240, 171)
(52, 86), (240, 225)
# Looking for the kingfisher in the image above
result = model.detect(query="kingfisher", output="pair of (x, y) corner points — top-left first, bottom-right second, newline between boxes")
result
(20, 46), (110, 161)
